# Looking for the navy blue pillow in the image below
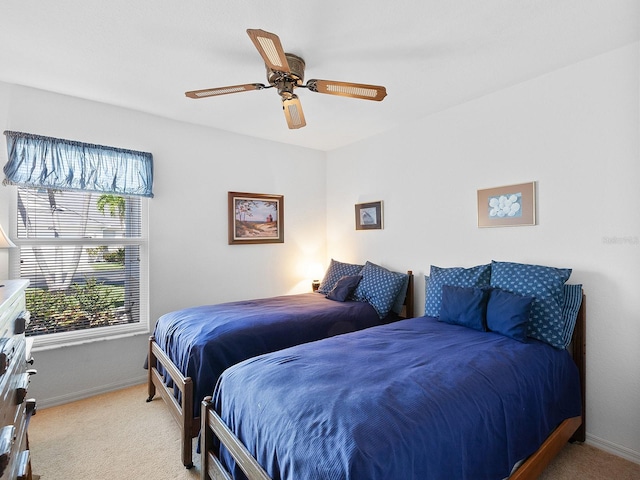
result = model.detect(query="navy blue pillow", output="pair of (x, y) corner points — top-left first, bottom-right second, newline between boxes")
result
(439, 285), (489, 332)
(326, 275), (363, 302)
(317, 259), (364, 295)
(425, 264), (492, 317)
(486, 288), (534, 342)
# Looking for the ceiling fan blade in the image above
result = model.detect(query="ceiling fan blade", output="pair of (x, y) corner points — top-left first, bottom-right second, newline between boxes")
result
(282, 95), (306, 129)
(246, 29), (290, 73)
(306, 79), (387, 101)
(185, 83), (266, 99)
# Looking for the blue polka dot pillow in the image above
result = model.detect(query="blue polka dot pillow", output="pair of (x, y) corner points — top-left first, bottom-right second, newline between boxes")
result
(317, 259), (364, 294)
(489, 260), (573, 348)
(424, 264), (492, 317)
(353, 261), (407, 318)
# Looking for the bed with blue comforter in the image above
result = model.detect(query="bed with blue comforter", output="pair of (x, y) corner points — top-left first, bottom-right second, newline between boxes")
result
(206, 316), (582, 480)
(151, 292), (391, 414)
(202, 260), (585, 479)
(147, 262), (412, 468)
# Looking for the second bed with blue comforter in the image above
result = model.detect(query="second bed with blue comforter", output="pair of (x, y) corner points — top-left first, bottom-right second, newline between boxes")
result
(212, 316), (582, 480)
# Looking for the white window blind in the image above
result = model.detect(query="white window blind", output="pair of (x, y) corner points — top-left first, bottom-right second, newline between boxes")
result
(11, 187), (149, 348)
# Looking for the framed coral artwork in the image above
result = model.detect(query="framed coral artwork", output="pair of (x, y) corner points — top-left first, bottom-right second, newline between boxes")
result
(477, 182), (536, 227)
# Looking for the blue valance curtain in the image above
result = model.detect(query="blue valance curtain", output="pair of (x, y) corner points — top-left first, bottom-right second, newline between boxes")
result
(3, 131), (154, 198)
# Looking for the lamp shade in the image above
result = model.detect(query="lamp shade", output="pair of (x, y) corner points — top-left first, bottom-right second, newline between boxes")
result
(0, 223), (16, 248)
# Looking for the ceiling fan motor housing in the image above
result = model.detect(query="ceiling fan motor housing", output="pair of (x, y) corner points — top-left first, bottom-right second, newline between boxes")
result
(267, 53), (305, 99)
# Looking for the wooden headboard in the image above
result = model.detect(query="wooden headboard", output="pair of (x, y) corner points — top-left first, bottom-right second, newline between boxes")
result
(569, 293), (586, 442)
(400, 271), (414, 319)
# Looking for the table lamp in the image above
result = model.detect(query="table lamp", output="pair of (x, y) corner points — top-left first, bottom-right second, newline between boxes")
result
(0, 223), (15, 249)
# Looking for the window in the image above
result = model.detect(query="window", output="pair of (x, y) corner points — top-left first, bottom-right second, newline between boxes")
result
(11, 188), (149, 348)
(3, 130), (153, 349)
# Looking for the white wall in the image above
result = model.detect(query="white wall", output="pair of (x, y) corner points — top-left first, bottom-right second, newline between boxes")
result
(326, 43), (640, 462)
(0, 41), (637, 464)
(0, 82), (327, 406)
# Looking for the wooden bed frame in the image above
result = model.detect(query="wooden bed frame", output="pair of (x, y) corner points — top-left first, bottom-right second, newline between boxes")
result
(200, 293), (586, 480)
(147, 271), (414, 469)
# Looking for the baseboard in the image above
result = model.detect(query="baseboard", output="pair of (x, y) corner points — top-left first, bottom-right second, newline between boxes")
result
(586, 433), (640, 465)
(35, 375), (147, 409)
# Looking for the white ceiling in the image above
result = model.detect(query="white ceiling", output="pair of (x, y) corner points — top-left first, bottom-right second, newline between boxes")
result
(1, 1), (638, 152)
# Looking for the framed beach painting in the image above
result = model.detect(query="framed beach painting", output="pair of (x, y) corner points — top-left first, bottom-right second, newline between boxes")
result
(355, 201), (383, 230)
(228, 192), (284, 244)
(477, 182), (536, 227)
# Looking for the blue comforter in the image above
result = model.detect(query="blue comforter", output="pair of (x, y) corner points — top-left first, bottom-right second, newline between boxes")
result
(153, 293), (385, 415)
(213, 316), (582, 480)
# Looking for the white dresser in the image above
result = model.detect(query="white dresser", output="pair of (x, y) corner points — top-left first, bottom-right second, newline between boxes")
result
(0, 280), (34, 480)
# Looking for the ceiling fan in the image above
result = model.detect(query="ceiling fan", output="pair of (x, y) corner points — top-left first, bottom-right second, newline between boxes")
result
(185, 29), (387, 129)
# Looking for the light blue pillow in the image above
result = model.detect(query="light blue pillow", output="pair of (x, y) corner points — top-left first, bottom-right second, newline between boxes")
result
(559, 284), (583, 349)
(486, 288), (534, 342)
(424, 264), (492, 317)
(353, 261), (407, 318)
(439, 285), (489, 332)
(489, 260), (572, 348)
(317, 259), (363, 294)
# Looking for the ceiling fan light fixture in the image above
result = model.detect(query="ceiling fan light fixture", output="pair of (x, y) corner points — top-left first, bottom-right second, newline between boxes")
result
(275, 78), (298, 99)
(282, 96), (306, 129)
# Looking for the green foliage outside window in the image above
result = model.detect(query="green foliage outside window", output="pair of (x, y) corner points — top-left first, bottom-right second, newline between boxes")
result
(26, 277), (126, 336)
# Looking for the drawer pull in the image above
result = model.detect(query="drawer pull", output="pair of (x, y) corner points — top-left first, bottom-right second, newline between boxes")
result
(16, 373), (29, 405)
(16, 449), (30, 480)
(14, 311), (30, 335)
(0, 425), (15, 476)
(26, 399), (37, 417)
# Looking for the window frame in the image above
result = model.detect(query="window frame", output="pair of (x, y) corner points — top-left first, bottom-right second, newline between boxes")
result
(8, 188), (150, 351)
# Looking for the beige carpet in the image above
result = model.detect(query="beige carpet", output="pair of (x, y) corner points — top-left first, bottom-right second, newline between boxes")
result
(30, 384), (200, 480)
(538, 442), (640, 480)
(29, 384), (640, 479)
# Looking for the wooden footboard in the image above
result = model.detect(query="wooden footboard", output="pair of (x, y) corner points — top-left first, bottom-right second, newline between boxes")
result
(146, 336), (199, 469)
(570, 294), (586, 443)
(201, 396), (271, 480)
(509, 415), (582, 480)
